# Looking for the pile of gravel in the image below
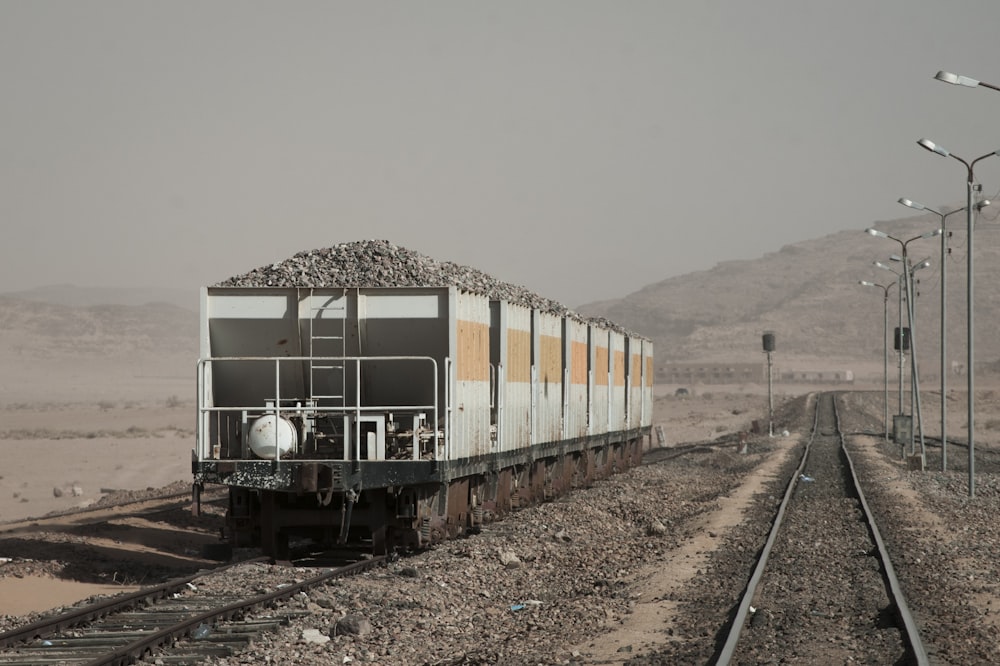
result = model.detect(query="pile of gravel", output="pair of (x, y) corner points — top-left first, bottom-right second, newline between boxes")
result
(169, 431), (770, 665)
(216, 240), (638, 337)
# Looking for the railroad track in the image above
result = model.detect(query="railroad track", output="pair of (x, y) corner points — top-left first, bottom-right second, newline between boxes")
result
(715, 392), (927, 665)
(0, 553), (384, 665)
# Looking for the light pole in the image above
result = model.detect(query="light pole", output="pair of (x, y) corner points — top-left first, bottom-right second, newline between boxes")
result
(866, 227), (941, 466)
(897, 198), (991, 471)
(873, 260), (905, 420)
(859, 280), (897, 440)
(894, 255), (932, 460)
(917, 138), (1000, 497)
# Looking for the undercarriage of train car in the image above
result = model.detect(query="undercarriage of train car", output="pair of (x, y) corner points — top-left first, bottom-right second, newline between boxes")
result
(194, 423), (648, 559)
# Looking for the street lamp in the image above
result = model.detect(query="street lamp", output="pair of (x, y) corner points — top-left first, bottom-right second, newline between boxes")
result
(917, 137), (1000, 496)
(893, 256), (932, 460)
(859, 280), (897, 440)
(866, 227), (941, 466)
(934, 70), (1000, 92)
(897, 197), (991, 471)
(873, 260), (906, 419)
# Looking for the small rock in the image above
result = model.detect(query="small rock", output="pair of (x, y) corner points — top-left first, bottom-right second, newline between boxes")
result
(498, 550), (522, 568)
(646, 520), (668, 536)
(301, 628), (329, 645)
(331, 614), (372, 636)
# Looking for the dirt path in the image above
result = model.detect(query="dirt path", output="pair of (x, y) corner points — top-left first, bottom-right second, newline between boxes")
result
(572, 435), (799, 663)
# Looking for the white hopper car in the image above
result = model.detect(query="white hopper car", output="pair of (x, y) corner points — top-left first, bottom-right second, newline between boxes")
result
(192, 286), (653, 558)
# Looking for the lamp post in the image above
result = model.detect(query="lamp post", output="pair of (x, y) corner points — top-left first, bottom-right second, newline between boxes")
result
(873, 260), (905, 419)
(859, 280), (896, 440)
(897, 198), (991, 471)
(917, 138), (1000, 497)
(894, 256), (932, 460)
(866, 227), (940, 465)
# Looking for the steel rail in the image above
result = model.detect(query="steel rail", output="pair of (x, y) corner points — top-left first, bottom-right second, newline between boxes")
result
(714, 393), (928, 665)
(836, 394), (928, 666)
(0, 554), (383, 665)
(85, 555), (384, 666)
(713, 393), (818, 665)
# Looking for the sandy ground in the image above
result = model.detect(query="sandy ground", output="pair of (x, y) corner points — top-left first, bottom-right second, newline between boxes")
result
(0, 403), (195, 524)
(0, 380), (787, 617)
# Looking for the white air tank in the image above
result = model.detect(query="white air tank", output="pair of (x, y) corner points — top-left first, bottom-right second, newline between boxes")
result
(247, 414), (298, 459)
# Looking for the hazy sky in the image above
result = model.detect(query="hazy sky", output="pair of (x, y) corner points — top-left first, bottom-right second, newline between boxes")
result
(4, 1), (1000, 308)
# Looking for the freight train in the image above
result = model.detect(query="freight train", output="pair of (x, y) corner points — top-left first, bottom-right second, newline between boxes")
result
(191, 285), (653, 558)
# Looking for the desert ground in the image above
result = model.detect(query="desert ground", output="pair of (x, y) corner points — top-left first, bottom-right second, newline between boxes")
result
(2, 367), (995, 621)
(0, 368), (780, 616)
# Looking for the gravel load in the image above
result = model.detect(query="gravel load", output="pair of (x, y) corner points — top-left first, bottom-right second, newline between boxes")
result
(215, 239), (638, 336)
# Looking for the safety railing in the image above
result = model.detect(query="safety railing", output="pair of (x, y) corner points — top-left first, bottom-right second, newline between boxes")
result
(196, 355), (440, 464)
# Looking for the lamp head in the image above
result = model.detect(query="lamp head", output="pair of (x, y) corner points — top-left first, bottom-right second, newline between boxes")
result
(935, 70), (981, 87)
(978, 199), (992, 210)
(918, 138), (950, 157)
(866, 227), (887, 238)
(874, 260), (896, 273)
(898, 197), (925, 211)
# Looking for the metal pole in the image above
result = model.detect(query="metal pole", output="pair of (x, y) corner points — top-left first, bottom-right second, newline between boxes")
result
(883, 287), (889, 440)
(940, 213), (948, 471)
(903, 256), (916, 457)
(967, 179), (975, 497)
(767, 350), (773, 437)
(905, 258), (926, 463)
(897, 274), (904, 416)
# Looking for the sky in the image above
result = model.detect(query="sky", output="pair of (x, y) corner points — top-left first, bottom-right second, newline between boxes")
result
(4, 1), (1000, 309)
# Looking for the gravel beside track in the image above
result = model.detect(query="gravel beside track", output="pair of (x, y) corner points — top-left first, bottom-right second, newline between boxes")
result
(5, 391), (1000, 664)
(175, 440), (770, 665)
(839, 391), (1000, 666)
(725, 393), (910, 664)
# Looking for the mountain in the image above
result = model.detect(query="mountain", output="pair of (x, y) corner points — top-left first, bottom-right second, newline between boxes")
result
(6, 210), (998, 395)
(0, 296), (197, 358)
(0, 285), (197, 311)
(578, 210), (1000, 382)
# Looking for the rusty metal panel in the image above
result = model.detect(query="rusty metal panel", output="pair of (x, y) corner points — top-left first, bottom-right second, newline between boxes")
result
(564, 318), (589, 439)
(448, 290), (492, 461)
(643, 339), (655, 428)
(532, 310), (563, 445)
(590, 326), (610, 435)
(610, 331), (627, 431)
(494, 301), (532, 453)
(628, 337), (644, 430)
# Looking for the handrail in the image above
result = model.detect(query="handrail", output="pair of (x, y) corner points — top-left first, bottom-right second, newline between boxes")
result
(196, 355), (439, 464)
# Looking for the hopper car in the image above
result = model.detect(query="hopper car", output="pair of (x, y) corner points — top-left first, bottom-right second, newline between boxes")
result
(191, 286), (653, 558)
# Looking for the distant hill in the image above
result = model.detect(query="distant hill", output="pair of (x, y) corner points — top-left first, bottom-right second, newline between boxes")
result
(7, 210), (1000, 390)
(0, 285), (197, 311)
(0, 296), (197, 359)
(577, 210), (1000, 381)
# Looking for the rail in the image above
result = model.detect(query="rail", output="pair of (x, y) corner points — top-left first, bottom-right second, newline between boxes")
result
(0, 555), (384, 666)
(715, 392), (928, 665)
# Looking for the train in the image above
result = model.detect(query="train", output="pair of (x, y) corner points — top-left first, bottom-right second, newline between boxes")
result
(191, 284), (654, 558)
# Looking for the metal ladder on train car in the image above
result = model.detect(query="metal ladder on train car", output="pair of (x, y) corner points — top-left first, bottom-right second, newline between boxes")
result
(307, 290), (348, 448)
